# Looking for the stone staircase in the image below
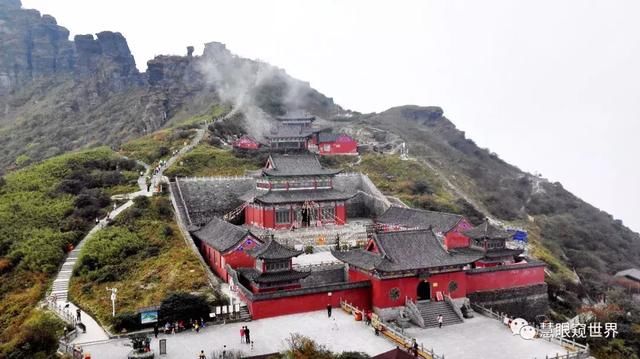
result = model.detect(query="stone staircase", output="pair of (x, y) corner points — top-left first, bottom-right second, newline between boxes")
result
(416, 300), (463, 328)
(238, 306), (251, 322)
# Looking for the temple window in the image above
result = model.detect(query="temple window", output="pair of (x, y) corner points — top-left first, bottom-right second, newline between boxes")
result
(276, 208), (290, 224)
(321, 207), (335, 221)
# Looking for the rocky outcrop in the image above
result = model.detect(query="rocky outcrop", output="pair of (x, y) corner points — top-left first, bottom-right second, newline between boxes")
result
(0, 2), (139, 95)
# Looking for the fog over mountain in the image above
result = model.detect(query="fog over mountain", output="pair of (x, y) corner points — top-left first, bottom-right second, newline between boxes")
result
(19, 0), (640, 233)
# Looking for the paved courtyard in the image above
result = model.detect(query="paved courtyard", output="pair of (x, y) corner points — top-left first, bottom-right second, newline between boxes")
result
(81, 310), (569, 359)
(405, 315), (574, 359)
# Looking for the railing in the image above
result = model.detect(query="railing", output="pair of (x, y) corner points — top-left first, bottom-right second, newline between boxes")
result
(47, 300), (78, 327)
(58, 340), (83, 359)
(443, 294), (464, 322)
(179, 176), (253, 181)
(340, 299), (444, 359)
(405, 297), (426, 328)
(470, 303), (589, 358)
(173, 179), (193, 225)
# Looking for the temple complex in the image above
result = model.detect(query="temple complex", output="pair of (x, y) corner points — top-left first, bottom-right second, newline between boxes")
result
(170, 152), (548, 323)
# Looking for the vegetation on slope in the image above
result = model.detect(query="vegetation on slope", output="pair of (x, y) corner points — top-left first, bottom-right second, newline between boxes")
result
(120, 128), (198, 165)
(70, 196), (216, 332)
(0, 148), (140, 357)
(164, 144), (261, 177)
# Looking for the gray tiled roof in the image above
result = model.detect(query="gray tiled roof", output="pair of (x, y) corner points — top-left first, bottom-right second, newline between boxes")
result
(247, 239), (303, 259)
(265, 125), (313, 139)
(615, 268), (640, 282)
(317, 132), (340, 143)
(276, 112), (315, 121)
(241, 188), (355, 204)
(333, 229), (483, 273)
(463, 221), (511, 240)
(237, 268), (310, 284)
(191, 217), (256, 253)
(377, 206), (464, 233)
(263, 154), (341, 177)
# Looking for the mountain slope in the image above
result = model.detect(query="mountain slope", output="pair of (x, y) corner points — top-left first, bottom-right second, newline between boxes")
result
(0, 0), (345, 172)
(351, 106), (640, 304)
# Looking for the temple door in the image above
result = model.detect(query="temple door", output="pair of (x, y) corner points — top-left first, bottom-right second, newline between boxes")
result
(417, 281), (431, 301)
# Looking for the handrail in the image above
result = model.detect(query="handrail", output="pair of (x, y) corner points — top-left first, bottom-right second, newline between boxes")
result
(173, 179), (193, 225)
(340, 299), (444, 359)
(443, 294), (464, 321)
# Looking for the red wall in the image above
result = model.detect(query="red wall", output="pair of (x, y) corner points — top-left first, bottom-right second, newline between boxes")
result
(444, 232), (470, 249)
(444, 219), (473, 249)
(427, 271), (468, 298)
(244, 284), (371, 319)
(370, 276), (421, 308)
(466, 265), (545, 293)
(336, 203), (346, 224)
(318, 135), (358, 155)
(201, 236), (260, 282)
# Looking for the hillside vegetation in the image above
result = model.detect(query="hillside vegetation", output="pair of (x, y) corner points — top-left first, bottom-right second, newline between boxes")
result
(0, 148), (140, 356)
(70, 196), (216, 332)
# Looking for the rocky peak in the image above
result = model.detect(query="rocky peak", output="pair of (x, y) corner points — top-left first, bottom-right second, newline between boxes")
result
(0, 0), (20, 9)
(0, 4), (139, 95)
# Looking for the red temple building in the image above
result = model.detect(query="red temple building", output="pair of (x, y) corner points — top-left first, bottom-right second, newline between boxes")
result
(376, 206), (473, 249)
(191, 217), (263, 282)
(308, 132), (358, 155)
(265, 112), (358, 155)
(241, 154), (354, 229)
(236, 239), (310, 293)
(232, 135), (261, 150)
(265, 114), (316, 150)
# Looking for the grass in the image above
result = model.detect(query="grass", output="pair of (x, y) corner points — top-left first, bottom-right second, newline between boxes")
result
(119, 128), (197, 165)
(352, 153), (459, 213)
(69, 196), (215, 331)
(164, 144), (261, 177)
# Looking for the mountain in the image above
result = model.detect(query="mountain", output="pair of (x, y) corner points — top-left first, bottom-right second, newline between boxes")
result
(0, 0), (345, 172)
(1, 1), (640, 357)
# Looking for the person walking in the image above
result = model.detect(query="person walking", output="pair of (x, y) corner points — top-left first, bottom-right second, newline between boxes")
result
(326, 303), (332, 318)
(245, 326), (251, 344)
(198, 350), (207, 359)
(437, 314), (443, 328)
(153, 324), (159, 338)
(76, 308), (81, 322)
(240, 326), (245, 343)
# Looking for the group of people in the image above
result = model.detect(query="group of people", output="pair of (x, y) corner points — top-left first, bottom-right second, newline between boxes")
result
(239, 326), (252, 345)
(157, 318), (207, 336)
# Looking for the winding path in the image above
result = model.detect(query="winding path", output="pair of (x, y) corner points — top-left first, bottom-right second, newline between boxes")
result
(47, 127), (206, 344)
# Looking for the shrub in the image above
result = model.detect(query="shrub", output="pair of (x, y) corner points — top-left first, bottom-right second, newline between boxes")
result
(113, 312), (140, 332)
(304, 245), (314, 254)
(159, 292), (210, 323)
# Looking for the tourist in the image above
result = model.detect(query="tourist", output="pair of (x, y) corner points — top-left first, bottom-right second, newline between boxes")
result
(240, 326), (245, 343)
(437, 314), (443, 328)
(154, 324), (159, 338)
(200, 317), (206, 328)
(195, 321), (200, 333)
(222, 345), (227, 358)
(198, 350), (207, 359)
(164, 322), (171, 334)
(327, 303), (332, 317)
(412, 339), (419, 356)
(245, 326), (251, 344)
(76, 308), (81, 322)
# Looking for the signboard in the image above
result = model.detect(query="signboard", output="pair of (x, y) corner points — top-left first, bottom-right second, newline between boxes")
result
(140, 310), (158, 324)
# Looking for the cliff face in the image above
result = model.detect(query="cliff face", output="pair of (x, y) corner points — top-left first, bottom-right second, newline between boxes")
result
(0, 1), (139, 95)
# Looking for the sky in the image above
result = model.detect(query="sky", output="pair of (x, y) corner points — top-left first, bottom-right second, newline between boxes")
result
(21, 0), (640, 233)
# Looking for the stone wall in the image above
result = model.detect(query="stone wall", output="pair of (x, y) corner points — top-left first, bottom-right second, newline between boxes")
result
(468, 284), (549, 321)
(334, 173), (390, 219)
(175, 177), (255, 226)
